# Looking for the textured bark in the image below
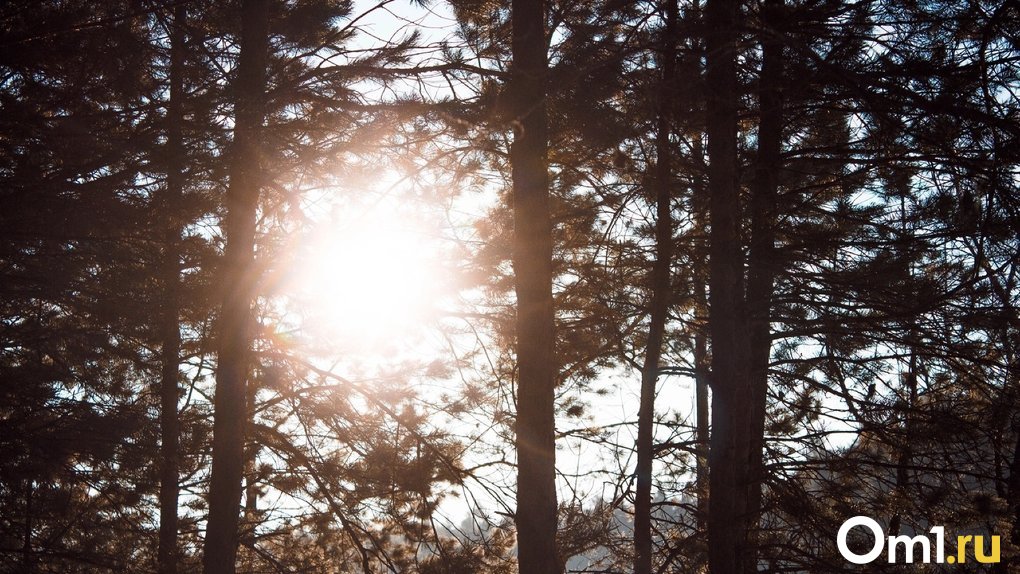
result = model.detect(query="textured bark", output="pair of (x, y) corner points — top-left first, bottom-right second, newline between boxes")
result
(202, 1), (268, 572)
(157, 6), (186, 574)
(509, 1), (558, 574)
(691, 136), (711, 534)
(694, 290), (710, 532)
(705, 0), (752, 571)
(744, 0), (783, 568)
(634, 2), (678, 572)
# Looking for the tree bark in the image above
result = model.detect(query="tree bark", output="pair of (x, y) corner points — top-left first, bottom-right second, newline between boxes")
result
(705, 0), (753, 571)
(1004, 385), (1020, 574)
(691, 136), (711, 535)
(241, 388), (259, 549)
(694, 286), (710, 533)
(998, 314), (1020, 574)
(202, 1), (269, 572)
(158, 5), (186, 574)
(509, 1), (558, 574)
(744, 0), (783, 568)
(634, 1), (678, 572)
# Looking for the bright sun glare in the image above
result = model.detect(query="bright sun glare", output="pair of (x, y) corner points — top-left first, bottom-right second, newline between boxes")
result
(286, 203), (440, 351)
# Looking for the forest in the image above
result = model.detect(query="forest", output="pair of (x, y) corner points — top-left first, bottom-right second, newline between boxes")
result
(0, 0), (1018, 572)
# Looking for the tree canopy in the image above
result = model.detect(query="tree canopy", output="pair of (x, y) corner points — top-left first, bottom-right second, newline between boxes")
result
(1, 0), (1018, 573)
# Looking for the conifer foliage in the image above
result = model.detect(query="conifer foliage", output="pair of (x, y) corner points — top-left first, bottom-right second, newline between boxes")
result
(0, 0), (1018, 573)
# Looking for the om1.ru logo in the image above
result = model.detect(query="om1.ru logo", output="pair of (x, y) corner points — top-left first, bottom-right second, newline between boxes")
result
(837, 516), (1000, 565)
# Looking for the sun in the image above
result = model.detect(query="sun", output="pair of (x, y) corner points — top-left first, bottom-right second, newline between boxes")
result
(284, 202), (441, 351)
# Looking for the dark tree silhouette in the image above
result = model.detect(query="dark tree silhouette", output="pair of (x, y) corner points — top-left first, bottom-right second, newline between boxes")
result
(0, 1), (1017, 573)
(202, 0), (269, 571)
(704, 0), (756, 572)
(157, 5), (187, 573)
(509, 0), (559, 573)
(634, 1), (679, 573)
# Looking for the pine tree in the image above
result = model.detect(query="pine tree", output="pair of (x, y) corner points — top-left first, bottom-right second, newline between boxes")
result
(509, 0), (560, 573)
(202, 1), (269, 572)
(634, 1), (678, 572)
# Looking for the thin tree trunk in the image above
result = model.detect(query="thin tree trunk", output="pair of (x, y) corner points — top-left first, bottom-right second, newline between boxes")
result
(998, 309), (1020, 574)
(1004, 372), (1020, 574)
(158, 5), (186, 574)
(984, 264), (1019, 574)
(634, 2), (678, 573)
(888, 350), (917, 537)
(509, 1), (558, 573)
(694, 286), (710, 533)
(202, 1), (268, 572)
(241, 388), (259, 550)
(705, 0), (752, 571)
(691, 135), (711, 536)
(744, 0), (783, 568)
(888, 188), (919, 539)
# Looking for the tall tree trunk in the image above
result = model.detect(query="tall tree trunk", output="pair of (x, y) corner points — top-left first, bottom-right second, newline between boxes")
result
(202, 1), (269, 572)
(509, 1), (558, 574)
(744, 0), (783, 568)
(694, 285), (710, 533)
(981, 256), (1019, 574)
(705, 0), (752, 571)
(634, 2), (678, 572)
(158, 5), (186, 574)
(691, 136), (711, 536)
(997, 307), (1020, 574)
(1004, 363), (1020, 574)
